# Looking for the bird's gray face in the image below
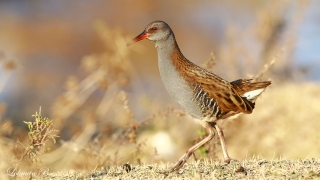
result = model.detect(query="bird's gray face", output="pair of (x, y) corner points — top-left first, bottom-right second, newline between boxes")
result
(127, 21), (171, 46)
(145, 22), (171, 42)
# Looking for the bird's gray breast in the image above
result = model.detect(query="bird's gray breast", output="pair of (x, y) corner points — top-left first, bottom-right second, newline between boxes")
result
(157, 48), (204, 120)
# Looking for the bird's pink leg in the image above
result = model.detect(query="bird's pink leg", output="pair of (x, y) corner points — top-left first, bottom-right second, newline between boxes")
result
(215, 125), (232, 163)
(166, 128), (215, 173)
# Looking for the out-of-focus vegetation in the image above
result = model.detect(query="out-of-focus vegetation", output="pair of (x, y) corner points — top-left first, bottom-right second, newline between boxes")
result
(0, 0), (319, 179)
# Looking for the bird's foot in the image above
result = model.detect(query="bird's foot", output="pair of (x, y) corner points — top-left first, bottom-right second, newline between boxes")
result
(224, 158), (245, 174)
(224, 158), (232, 164)
(224, 157), (238, 164)
(159, 153), (190, 175)
(168, 159), (187, 173)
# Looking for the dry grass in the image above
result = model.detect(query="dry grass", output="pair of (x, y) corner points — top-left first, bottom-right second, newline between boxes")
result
(16, 108), (59, 163)
(18, 158), (320, 179)
(0, 1), (319, 179)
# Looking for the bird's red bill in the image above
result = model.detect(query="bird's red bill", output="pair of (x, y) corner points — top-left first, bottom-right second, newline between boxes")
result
(127, 30), (149, 46)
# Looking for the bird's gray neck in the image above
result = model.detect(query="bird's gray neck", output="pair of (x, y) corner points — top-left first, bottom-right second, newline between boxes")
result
(154, 34), (176, 51)
(155, 34), (178, 76)
(154, 34), (183, 67)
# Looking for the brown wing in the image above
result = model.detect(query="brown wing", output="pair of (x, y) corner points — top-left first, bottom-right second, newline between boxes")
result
(196, 70), (254, 114)
(170, 45), (261, 115)
(181, 64), (255, 114)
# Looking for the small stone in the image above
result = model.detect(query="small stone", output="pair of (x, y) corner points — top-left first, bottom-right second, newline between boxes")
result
(122, 163), (131, 173)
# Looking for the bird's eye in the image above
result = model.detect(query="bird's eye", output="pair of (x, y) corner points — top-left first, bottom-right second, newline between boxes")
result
(151, 27), (158, 31)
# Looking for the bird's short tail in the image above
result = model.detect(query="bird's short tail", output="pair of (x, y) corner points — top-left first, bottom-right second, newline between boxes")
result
(231, 79), (271, 102)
